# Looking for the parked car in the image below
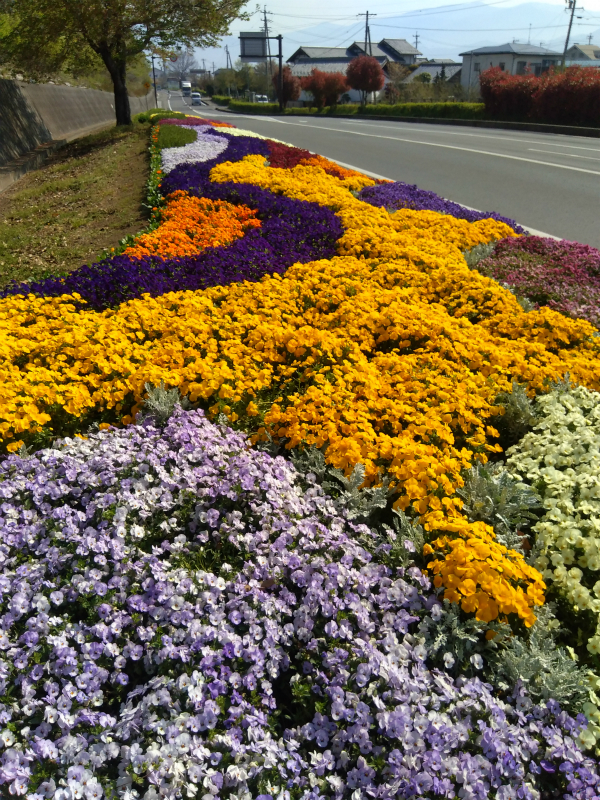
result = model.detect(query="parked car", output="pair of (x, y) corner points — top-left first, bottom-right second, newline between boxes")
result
(256, 95), (269, 103)
(191, 92), (202, 106)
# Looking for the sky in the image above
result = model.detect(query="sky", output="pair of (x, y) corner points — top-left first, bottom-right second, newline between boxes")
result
(191, 0), (600, 70)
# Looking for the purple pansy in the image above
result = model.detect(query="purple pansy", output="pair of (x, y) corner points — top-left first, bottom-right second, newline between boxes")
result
(358, 180), (526, 233)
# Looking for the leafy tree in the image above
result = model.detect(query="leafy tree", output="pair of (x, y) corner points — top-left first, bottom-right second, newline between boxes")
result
(272, 66), (300, 108)
(0, 0), (248, 125)
(301, 69), (347, 109)
(415, 72), (432, 84)
(346, 55), (385, 106)
(322, 71), (347, 107)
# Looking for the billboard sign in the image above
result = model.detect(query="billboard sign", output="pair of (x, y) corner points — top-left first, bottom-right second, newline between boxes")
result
(240, 32), (268, 62)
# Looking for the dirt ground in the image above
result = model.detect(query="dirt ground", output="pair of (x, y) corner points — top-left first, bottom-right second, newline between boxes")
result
(0, 124), (151, 288)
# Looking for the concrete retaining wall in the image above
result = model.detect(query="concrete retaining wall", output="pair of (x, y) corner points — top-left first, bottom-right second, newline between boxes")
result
(0, 79), (154, 175)
(19, 82), (153, 143)
(0, 79), (53, 166)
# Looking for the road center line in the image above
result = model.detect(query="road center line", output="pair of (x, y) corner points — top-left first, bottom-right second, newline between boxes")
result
(273, 120), (600, 176)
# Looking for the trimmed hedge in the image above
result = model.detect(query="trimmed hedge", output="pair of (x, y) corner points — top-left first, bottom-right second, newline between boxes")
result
(228, 101), (280, 114)
(363, 102), (485, 119)
(480, 66), (600, 127)
(227, 101), (485, 120)
(212, 95), (231, 106)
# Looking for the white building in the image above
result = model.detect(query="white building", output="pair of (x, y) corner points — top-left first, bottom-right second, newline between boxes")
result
(459, 43), (562, 90)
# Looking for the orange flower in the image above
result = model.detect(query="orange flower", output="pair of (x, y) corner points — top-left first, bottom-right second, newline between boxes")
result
(124, 191), (261, 258)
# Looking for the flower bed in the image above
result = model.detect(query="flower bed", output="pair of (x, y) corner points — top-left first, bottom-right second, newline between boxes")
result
(2, 115), (600, 797)
(1, 409), (597, 799)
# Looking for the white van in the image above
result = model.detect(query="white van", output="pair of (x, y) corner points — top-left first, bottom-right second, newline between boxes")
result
(191, 92), (202, 106)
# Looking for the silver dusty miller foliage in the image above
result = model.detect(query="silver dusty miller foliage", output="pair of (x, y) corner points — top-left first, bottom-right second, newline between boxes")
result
(457, 461), (540, 552)
(492, 604), (590, 715)
(462, 242), (496, 268)
(139, 381), (191, 426)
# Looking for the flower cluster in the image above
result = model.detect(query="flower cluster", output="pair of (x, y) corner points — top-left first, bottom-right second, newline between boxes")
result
(505, 384), (600, 651)
(160, 126), (229, 174)
(358, 180), (526, 233)
(0, 409), (597, 799)
(209, 155), (518, 258)
(425, 522), (545, 627)
(477, 235), (600, 327)
(266, 140), (372, 183)
(124, 192), (261, 258)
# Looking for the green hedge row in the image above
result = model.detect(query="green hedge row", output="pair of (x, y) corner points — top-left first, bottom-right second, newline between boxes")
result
(228, 101), (280, 114)
(212, 95), (231, 106)
(364, 102), (485, 119)
(227, 101), (486, 120)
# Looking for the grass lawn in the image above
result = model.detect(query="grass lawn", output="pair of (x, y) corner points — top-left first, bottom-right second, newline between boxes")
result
(0, 124), (151, 288)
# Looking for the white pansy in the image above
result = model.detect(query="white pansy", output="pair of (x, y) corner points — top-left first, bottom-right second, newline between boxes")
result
(506, 384), (600, 648)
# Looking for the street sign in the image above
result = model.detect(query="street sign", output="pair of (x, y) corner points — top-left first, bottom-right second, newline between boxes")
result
(239, 32), (268, 62)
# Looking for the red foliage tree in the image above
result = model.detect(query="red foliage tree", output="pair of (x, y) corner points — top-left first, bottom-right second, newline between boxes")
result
(301, 69), (347, 109)
(346, 55), (385, 106)
(479, 65), (600, 126)
(272, 66), (301, 108)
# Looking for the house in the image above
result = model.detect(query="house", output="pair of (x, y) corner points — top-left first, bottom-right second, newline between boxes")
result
(287, 38), (421, 69)
(347, 39), (422, 65)
(459, 43), (562, 89)
(565, 42), (600, 61)
(286, 38), (422, 103)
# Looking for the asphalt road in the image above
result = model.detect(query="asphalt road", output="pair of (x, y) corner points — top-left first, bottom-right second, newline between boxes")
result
(165, 92), (600, 248)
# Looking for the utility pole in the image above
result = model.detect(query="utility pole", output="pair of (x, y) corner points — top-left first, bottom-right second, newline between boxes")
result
(358, 12), (376, 56)
(562, 0), (577, 66)
(528, 23), (532, 44)
(264, 6), (274, 98)
(414, 32), (420, 51)
(588, 34), (593, 44)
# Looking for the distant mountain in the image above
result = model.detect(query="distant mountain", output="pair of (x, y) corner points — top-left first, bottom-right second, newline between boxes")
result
(195, 2), (600, 69)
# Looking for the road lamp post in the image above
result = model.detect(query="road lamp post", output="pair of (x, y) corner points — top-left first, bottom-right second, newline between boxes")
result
(150, 53), (158, 108)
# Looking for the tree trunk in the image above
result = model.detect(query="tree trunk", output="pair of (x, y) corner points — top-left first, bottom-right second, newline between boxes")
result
(99, 45), (132, 126)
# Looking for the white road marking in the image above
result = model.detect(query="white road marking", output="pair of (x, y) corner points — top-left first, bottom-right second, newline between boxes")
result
(528, 149), (600, 161)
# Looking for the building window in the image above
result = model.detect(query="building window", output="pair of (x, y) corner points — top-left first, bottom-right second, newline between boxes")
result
(474, 62), (480, 72)
(534, 64), (542, 76)
(516, 61), (527, 74)
(499, 62), (505, 70)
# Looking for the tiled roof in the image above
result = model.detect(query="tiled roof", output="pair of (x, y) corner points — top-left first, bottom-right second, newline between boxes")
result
(460, 43), (561, 56)
(287, 47), (349, 62)
(349, 42), (389, 59)
(380, 38), (421, 56)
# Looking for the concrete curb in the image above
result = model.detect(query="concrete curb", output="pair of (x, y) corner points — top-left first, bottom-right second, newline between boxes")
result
(219, 108), (600, 138)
